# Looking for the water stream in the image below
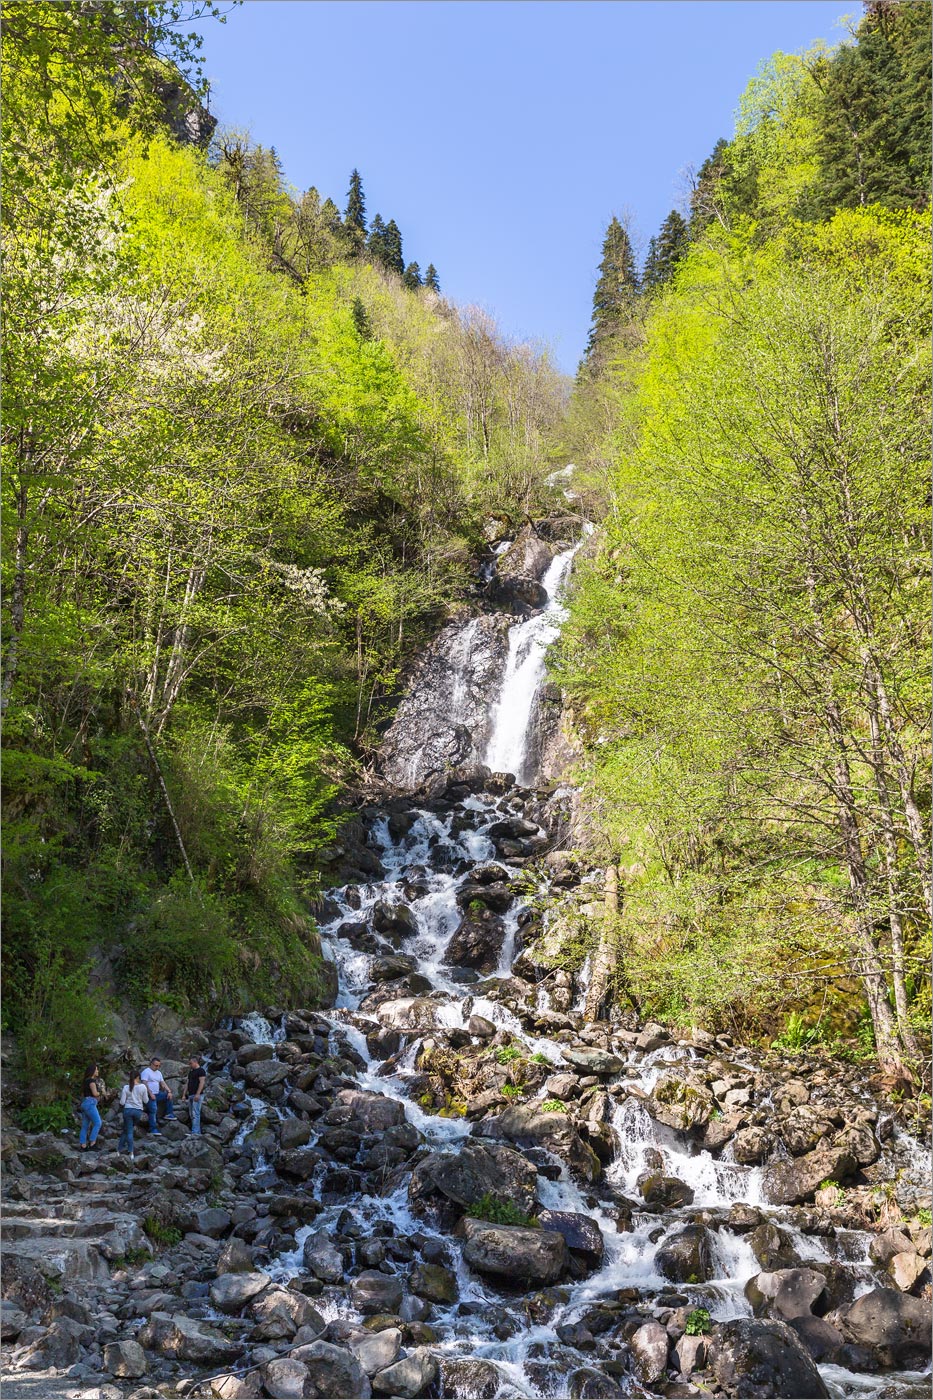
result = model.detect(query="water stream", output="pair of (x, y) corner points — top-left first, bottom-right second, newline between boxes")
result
(251, 532), (928, 1399)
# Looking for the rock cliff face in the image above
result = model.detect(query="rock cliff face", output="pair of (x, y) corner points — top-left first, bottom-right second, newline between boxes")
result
(380, 614), (510, 790)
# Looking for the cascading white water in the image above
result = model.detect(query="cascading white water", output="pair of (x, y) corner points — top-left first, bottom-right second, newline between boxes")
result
(484, 542), (581, 783)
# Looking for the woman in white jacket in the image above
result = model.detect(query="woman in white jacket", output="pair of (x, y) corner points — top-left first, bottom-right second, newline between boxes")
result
(118, 1070), (149, 1158)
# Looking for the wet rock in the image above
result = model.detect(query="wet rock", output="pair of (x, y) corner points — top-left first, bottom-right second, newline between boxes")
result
(457, 880), (514, 913)
(217, 1238), (255, 1275)
(373, 900), (418, 939)
(636, 1171), (695, 1209)
(476, 1103), (601, 1182)
(788, 1315), (844, 1363)
(409, 1139), (538, 1219)
(210, 1272), (270, 1315)
(461, 1217), (568, 1286)
(244, 1059), (290, 1090)
(647, 1073), (715, 1133)
(888, 1250), (928, 1292)
(249, 1287), (326, 1340)
(467, 1014), (497, 1038)
(567, 1366), (625, 1398)
(275, 1146), (322, 1181)
(350, 1272), (404, 1316)
(655, 1225), (714, 1283)
(732, 1127), (772, 1165)
(869, 1226), (916, 1267)
(763, 1144), (856, 1206)
(837, 1288), (932, 1368)
(745, 1268), (828, 1321)
(747, 1221), (801, 1271)
(712, 1317), (829, 1398)
(495, 522), (555, 582)
(409, 1262), (458, 1304)
(672, 1333), (707, 1376)
(440, 1357), (501, 1398)
(294, 1340), (370, 1398)
(349, 1327), (402, 1376)
(323, 1087), (406, 1134)
(372, 1348), (439, 1397)
(278, 1118), (313, 1152)
(562, 1047), (625, 1076)
(302, 1232), (344, 1284)
(260, 1357), (310, 1398)
(371, 954), (417, 982)
(375, 997), (450, 1032)
(445, 909), (506, 973)
(837, 1121), (881, 1167)
(777, 1108), (836, 1156)
(137, 1312), (241, 1364)
(537, 1209), (605, 1269)
(488, 573), (549, 615)
(631, 1318), (670, 1384)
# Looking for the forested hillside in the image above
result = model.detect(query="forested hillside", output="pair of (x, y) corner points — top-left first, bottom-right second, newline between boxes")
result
(558, 0), (931, 1081)
(1, 2), (564, 1090)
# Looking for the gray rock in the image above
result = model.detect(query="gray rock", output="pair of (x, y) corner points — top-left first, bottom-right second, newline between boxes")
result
(838, 1288), (932, 1367)
(190, 1207), (232, 1239)
(476, 1103), (601, 1182)
(713, 1318), (829, 1398)
(461, 1218), (567, 1286)
(296, 1339), (371, 1398)
(349, 1271), (404, 1315)
(349, 1327), (402, 1376)
(537, 1209), (604, 1268)
(302, 1232), (344, 1284)
(279, 1118), (313, 1151)
(216, 1238), (255, 1274)
(260, 1357), (310, 1398)
(636, 1171), (695, 1209)
(409, 1139), (538, 1218)
(244, 1059), (290, 1089)
(249, 1287), (326, 1340)
(103, 1339), (147, 1378)
(409, 1261), (458, 1304)
(732, 1126), (772, 1165)
(137, 1312), (241, 1363)
(209, 1271), (270, 1315)
(562, 1047), (625, 1076)
(440, 1358), (501, 1398)
(788, 1315), (844, 1363)
(444, 909), (506, 974)
(646, 1072), (715, 1133)
(763, 1144), (856, 1206)
(372, 1347), (439, 1397)
(655, 1225), (713, 1283)
(888, 1250), (928, 1292)
(745, 1268), (828, 1321)
(630, 1319), (669, 1384)
(747, 1221), (801, 1271)
(373, 900), (418, 938)
(672, 1333), (707, 1376)
(323, 1087), (406, 1134)
(0, 1301), (28, 1342)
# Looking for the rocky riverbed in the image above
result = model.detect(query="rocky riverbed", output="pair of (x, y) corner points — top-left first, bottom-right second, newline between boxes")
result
(2, 523), (930, 1399)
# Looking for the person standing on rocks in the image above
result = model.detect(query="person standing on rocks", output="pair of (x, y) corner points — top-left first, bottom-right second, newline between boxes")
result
(78, 1064), (103, 1150)
(140, 1056), (175, 1134)
(182, 1055), (206, 1135)
(118, 1069), (149, 1158)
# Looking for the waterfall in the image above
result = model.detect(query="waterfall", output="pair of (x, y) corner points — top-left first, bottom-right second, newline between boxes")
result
(484, 541), (580, 782)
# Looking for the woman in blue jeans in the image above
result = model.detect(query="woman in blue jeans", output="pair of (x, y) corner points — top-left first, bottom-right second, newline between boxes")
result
(118, 1070), (148, 1157)
(78, 1064), (102, 1149)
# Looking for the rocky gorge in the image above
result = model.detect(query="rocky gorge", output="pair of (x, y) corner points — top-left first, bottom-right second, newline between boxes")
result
(2, 520), (931, 1400)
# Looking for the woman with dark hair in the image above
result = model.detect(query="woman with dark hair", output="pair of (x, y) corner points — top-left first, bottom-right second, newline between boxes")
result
(118, 1069), (148, 1159)
(78, 1064), (102, 1150)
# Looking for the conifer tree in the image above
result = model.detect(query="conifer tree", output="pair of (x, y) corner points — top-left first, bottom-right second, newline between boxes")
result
(367, 213), (388, 266)
(689, 139), (731, 236)
(402, 261), (422, 289)
(344, 168), (366, 238)
(320, 196), (342, 232)
(384, 219), (404, 276)
(351, 296), (371, 339)
(643, 210), (689, 290)
(581, 216), (638, 371)
(424, 264), (440, 293)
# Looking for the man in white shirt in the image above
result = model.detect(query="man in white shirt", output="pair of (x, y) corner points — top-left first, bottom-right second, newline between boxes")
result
(140, 1057), (176, 1135)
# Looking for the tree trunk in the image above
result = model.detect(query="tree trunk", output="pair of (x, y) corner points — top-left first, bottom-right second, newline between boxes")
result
(584, 861), (620, 1023)
(134, 701), (196, 888)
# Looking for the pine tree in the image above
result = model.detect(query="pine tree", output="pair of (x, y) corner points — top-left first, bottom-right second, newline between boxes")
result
(402, 261), (422, 290)
(688, 139), (731, 237)
(320, 197), (342, 232)
(581, 216), (638, 371)
(344, 168), (366, 237)
(350, 296), (371, 339)
(423, 264), (440, 293)
(367, 213), (389, 266)
(384, 219), (404, 276)
(643, 210), (689, 290)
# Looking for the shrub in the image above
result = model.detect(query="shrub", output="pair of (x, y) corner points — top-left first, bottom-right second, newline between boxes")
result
(541, 1098), (566, 1114)
(501, 1084), (523, 1099)
(771, 1011), (824, 1052)
(685, 1307), (712, 1336)
(495, 1046), (522, 1065)
(466, 1194), (537, 1227)
(143, 1215), (183, 1247)
(530, 1051), (550, 1064)
(17, 1102), (73, 1133)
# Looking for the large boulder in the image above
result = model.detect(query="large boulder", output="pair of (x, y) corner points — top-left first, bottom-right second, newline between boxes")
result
(103, 1339), (147, 1379)
(137, 1312), (241, 1364)
(745, 1268), (828, 1321)
(836, 1288), (932, 1368)
(763, 1144), (856, 1206)
(244, 1058), (290, 1090)
(372, 1348), (438, 1398)
(349, 1271), (404, 1316)
(630, 1319), (670, 1385)
(409, 1140), (538, 1219)
(537, 1209), (604, 1270)
(461, 1218), (567, 1287)
(712, 1318), (830, 1398)
(209, 1272), (270, 1315)
(350, 1328), (402, 1376)
(322, 1087), (406, 1134)
(373, 901), (418, 939)
(445, 909), (506, 974)
(562, 1047), (625, 1076)
(476, 1104), (601, 1182)
(654, 1225), (713, 1284)
(294, 1340), (371, 1399)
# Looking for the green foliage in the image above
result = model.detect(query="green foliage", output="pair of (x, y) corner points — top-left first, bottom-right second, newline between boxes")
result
(581, 216), (640, 373)
(143, 1215), (183, 1247)
(17, 1102), (73, 1133)
(530, 1052), (550, 1064)
(466, 1195), (538, 1227)
(685, 1308), (712, 1336)
(500, 1084), (524, 1100)
(495, 1046), (522, 1065)
(916, 1207), (932, 1228)
(772, 1013), (825, 1053)
(541, 1099), (566, 1114)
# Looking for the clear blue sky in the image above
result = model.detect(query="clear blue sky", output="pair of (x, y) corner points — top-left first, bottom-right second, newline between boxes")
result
(196, 0), (855, 372)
